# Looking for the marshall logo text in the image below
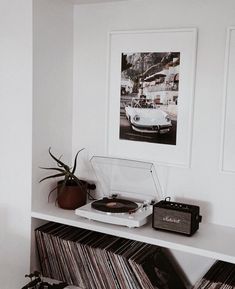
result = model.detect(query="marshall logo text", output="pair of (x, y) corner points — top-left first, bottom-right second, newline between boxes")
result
(163, 216), (181, 224)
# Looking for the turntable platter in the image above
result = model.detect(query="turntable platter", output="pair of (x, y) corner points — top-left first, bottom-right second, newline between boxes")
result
(91, 197), (138, 213)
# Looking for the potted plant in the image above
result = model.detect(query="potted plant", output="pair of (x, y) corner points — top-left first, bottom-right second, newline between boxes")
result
(40, 147), (95, 210)
(22, 271), (68, 289)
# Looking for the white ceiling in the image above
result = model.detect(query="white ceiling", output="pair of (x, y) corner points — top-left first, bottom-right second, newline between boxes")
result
(71, 0), (127, 4)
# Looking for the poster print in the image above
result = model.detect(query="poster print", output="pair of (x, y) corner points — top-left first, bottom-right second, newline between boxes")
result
(107, 29), (197, 167)
(120, 52), (180, 145)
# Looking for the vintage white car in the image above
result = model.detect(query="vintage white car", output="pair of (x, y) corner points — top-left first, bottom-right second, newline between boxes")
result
(125, 97), (172, 134)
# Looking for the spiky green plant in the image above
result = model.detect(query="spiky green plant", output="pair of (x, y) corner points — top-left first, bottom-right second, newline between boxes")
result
(40, 147), (85, 201)
(22, 270), (68, 289)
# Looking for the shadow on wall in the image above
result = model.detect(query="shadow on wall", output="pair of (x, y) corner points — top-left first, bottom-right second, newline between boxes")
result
(174, 197), (212, 223)
(164, 248), (192, 289)
(0, 206), (30, 288)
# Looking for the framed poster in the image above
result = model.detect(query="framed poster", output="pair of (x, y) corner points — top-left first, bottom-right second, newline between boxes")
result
(106, 28), (197, 167)
(221, 27), (235, 173)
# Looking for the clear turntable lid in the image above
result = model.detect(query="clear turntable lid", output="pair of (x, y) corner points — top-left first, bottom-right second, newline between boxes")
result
(90, 156), (163, 203)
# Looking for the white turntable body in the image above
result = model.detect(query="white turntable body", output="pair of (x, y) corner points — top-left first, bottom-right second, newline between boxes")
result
(75, 156), (163, 228)
(75, 201), (153, 228)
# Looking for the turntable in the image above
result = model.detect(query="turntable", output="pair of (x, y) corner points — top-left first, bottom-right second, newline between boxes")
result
(75, 156), (163, 228)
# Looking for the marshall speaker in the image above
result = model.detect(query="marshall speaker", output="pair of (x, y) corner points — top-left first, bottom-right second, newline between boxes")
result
(152, 198), (202, 236)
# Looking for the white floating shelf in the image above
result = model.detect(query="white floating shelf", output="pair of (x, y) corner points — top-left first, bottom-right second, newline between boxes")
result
(31, 203), (235, 264)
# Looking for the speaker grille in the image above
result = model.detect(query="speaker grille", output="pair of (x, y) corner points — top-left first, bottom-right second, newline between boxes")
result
(153, 207), (191, 234)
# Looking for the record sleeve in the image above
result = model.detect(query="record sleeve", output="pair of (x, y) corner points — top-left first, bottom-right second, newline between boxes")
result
(35, 222), (188, 289)
(193, 261), (235, 289)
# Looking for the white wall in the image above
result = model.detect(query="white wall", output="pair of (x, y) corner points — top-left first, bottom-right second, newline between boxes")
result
(0, 0), (32, 288)
(32, 0), (74, 209)
(2, 0), (229, 287)
(73, 0), (235, 228)
(73, 1), (235, 283)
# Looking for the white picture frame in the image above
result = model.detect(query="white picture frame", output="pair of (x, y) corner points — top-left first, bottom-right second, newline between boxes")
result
(106, 28), (197, 167)
(220, 26), (235, 173)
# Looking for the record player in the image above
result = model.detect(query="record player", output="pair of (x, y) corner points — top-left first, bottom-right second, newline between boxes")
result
(75, 156), (163, 228)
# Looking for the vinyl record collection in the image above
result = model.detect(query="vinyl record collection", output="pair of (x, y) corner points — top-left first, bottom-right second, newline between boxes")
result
(35, 222), (186, 289)
(193, 260), (235, 289)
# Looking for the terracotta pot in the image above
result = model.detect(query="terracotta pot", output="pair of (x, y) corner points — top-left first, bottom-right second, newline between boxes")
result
(57, 180), (87, 210)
